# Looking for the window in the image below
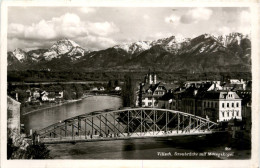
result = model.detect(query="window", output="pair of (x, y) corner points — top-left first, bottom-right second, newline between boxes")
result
(204, 102), (206, 107)
(222, 103), (225, 108)
(237, 111), (239, 116)
(227, 112), (229, 117)
(208, 102), (210, 107)
(232, 112), (234, 117)
(222, 112), (224, 117)
(237, 103), (239, 107)
(215, 102), (218, 108)
(227, 103), (229, 108)
(211, 102), (213, 108)
(148, 102), (152, 106)
(232, 103), (234, 107)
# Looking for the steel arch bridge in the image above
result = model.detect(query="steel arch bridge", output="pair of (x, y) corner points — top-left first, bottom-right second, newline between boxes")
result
(37, 108), (218, 144)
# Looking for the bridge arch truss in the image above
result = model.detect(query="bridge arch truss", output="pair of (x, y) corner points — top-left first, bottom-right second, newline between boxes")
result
(37, 108), (218, 143)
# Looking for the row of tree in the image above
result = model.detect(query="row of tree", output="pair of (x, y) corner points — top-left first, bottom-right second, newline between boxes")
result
(121, 75), (135, 107)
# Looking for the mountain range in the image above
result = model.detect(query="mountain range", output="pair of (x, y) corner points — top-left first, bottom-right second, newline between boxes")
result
(7, 32), (251, 73)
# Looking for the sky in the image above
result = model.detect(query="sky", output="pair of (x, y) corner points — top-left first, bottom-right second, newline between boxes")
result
(8, 7), (251, 51)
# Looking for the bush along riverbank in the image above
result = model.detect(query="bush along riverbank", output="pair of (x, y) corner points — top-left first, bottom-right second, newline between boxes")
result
(8, 130), (51, 159)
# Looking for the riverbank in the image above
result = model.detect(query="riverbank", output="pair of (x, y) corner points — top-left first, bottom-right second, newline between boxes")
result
(21, 94), (121, 116)
(22, 95), (94, 116)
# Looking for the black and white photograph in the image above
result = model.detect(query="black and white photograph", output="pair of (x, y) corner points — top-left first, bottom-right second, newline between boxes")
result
(1, 1), (259, 168)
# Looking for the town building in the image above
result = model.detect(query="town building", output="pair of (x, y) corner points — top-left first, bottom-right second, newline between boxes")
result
(136, 71), (167, 107)
(201, 91), (242, 122)
(158, 91), (175, 109)
(41, 91), (49, 101)
(115, 86), (121, 91)
(7, 96), (21, 139)
(159, 81), (242, 123)
(32, 89), (41, 99)
(40, 90), (64, 102)
(236, 90), (251, 119)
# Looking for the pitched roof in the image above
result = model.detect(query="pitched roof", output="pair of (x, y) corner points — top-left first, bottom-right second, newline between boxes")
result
(159, 92), (175, 101)
(201, 91), (241, 100)
(202, 91), (222, 99)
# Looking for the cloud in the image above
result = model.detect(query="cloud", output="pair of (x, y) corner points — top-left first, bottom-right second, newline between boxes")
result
(8, 13), (120, 50)
(8, 13), (119, 40)
(9, 13), (88, 40)
(87, 22), (119, 36)
(165, 14), (180, 25)
(9, 23), (25, 38)
(76, 36), (117, 50)
(8, 38), (53, 51)
(217, 26), (250, 36)
(145, 32), (173, 41)
(79, 7), (96, 14)
(180, 8), (213, 24)
(217, 10), (251, 35)
(218, 26), (233, 35)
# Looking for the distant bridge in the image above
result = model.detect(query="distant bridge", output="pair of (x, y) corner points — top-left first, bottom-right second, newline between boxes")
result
(36, 108), (218, 144)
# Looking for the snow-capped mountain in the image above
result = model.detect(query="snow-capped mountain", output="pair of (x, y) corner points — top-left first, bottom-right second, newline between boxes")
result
(8, 32), (251, 72)
(114, 41), (152, 54)
(151, 36), (191, 54)
(121, 32), (251, 72)
(11, 48), (27, 62)
(217, 32), (249, 47)
(114, 36), (191, 54)
(113, 33), (250, 56)
(9, 39), (88, 64)
(43, 39), (87, 60)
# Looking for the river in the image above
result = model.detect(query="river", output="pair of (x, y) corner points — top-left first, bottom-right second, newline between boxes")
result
(21, 96), (122, 134)
(21, 96), (250, 160)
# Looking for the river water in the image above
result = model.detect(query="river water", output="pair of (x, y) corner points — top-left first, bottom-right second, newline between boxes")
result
(21, 96), (250, 159)
(21, 96), (122, 134)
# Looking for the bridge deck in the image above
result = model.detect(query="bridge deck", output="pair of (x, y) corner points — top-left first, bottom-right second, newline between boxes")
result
(41, 130), (212, 144)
